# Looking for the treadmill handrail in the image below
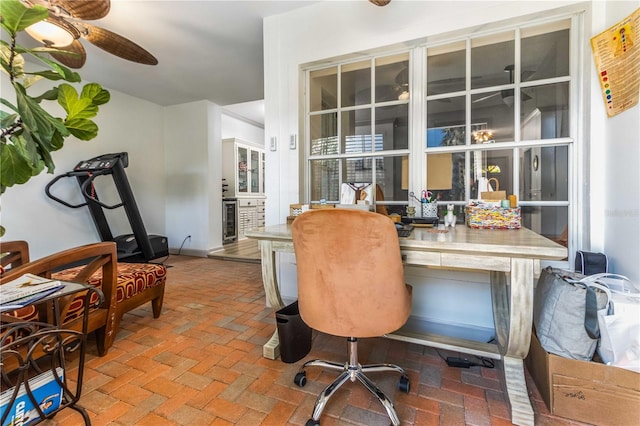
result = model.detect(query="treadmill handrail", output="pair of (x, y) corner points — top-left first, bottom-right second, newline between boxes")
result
(45, 173), (88, 208)
(79, 172), (124, 210)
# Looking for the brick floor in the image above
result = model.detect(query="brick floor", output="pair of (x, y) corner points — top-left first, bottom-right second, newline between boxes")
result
(44, 255), (590, 425)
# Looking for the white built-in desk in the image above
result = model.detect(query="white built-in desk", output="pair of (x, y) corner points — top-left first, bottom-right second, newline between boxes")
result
(245, 223), (567, 426)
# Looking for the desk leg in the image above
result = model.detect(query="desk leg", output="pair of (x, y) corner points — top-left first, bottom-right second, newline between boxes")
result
(259, 240), (285, 359)
(491, 258), (534, 426)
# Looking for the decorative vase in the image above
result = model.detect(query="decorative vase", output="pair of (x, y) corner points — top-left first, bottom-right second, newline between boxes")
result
(422, 202), (438, 218)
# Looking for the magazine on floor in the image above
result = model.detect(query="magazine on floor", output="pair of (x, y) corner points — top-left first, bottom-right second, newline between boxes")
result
(0, 367), (64, 426)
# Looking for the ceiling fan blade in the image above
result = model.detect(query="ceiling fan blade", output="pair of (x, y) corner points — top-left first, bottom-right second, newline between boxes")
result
(49, 39), (86, 68)
(472, 92), (500, 103)
(53, 0), (110, 20)
(82, 23), (157, 65)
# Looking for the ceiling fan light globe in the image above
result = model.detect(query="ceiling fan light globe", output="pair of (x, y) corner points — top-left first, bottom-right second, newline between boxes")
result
(26, 20), (76, 47)
(398, 90), (410, 100)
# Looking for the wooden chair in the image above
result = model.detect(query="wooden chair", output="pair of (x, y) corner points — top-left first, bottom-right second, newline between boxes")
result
(1, 242), (119, 356)
(0, 241), (167, 357)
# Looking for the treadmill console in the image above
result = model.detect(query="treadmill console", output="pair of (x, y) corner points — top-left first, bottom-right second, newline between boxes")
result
(74, 152), (128, 172)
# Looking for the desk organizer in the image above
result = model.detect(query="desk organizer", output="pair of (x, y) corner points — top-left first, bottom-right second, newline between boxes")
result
(466, 206), (521, 229)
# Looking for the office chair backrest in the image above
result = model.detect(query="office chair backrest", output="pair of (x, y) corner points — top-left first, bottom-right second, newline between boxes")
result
(292, 209), (411, 338)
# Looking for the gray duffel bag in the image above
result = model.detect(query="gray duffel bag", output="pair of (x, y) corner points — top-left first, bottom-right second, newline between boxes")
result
(533, 267), (608, 360)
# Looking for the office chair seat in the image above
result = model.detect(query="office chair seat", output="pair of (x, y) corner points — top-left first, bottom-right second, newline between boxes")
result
(292, 209), (413, 426)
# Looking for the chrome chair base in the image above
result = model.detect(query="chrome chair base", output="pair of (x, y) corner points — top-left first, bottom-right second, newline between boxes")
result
(293, 337), (410, 426)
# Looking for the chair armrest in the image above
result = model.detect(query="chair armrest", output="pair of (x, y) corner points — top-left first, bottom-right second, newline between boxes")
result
(0, 240), (30, 272)
(0, 242), (118, 328)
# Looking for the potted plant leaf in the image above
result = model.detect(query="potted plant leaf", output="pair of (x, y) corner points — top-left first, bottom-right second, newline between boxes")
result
(0, 0), (110, 236)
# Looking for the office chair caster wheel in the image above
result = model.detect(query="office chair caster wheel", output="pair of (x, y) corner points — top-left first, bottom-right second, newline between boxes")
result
(305, 420), (320, 426)
(294, 371), (307, 387)
(398, 375), (410, 393)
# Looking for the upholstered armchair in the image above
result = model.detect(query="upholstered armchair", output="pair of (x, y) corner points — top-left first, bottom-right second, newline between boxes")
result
(0, 241), (167, 356)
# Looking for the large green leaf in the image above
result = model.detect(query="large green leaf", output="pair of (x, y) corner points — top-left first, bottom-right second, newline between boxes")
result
(0, 97), (18, 114)
(64, 118), (99, 140)
(0, 43), (24, 78)
(58, 84), (97, 120)
(0, 137), (38, 189)
(82, 83), (110, 106)
(15, 83), (55, 142)
(0, 0), (48, 34)
(25, 54), (81, 83)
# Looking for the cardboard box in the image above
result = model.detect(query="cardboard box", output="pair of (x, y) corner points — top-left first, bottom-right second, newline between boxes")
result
(526, 331), (640, 425)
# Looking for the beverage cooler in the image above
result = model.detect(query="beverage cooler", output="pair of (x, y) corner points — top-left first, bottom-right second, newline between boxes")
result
(222, 198), (238, 243)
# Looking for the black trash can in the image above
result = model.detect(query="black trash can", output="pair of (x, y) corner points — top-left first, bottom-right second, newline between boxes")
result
(276, 301), (312, 363)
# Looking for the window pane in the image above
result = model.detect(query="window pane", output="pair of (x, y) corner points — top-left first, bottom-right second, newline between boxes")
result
(342, 157), (375, 184)
(427, 152), (467, 201)
(427, 96), (466, 147)
(377, 155), (409, 202)
(250, 150), (259, 193)
(519, 146), (568, 201)
(471, 32), (515, 90)
(342, 60), (371, 107)
(471, 148), (513, 199)
(238, 146), (248, 193)
(310, 159), (339, 202)
(310, 67), (337, 111)
(341, 109), (371, 153)
(521, 82), (570, 139)
(375, 53), (410, 103)
(522, 21), (570, 82)
(375, 104), (408, 150)
(310, 113), (338, 155)
(427, 41), (466, 95)
(471, 91), (514, 142)
(521, 206), (569, 250)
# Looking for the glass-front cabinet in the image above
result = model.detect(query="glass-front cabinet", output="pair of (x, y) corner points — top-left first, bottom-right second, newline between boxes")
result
(222, 138), (266, 240)
(222, 138), (265, 197)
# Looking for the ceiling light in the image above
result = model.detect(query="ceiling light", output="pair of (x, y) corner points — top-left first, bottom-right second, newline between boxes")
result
(25, 19), (77, 47)
(398, 90), (410, 100)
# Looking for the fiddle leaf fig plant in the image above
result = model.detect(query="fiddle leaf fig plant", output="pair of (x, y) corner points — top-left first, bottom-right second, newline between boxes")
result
(0, 0), (110, 236)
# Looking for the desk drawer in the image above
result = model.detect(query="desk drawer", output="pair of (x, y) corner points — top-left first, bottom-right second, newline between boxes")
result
(441, 253), (510, 272)
(401, 251), (440, 266)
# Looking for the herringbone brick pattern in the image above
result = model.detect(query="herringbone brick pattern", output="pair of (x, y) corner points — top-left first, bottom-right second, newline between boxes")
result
(45, 255), (586, 425)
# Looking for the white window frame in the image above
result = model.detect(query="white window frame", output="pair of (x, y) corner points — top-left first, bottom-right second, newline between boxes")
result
(302, 9), (587, 269)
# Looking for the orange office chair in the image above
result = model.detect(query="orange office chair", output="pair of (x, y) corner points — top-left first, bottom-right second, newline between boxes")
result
(292, 209), (412, 426)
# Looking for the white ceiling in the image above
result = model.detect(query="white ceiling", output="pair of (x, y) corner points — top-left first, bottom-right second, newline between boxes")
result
(18, 1), (321, 116)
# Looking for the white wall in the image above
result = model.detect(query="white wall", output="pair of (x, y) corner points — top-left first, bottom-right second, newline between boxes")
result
(263, 0), (640, 332)
(164, 101), (222, 257)
(221, 113), (265, 144)
(1, 84), (165, 260)
(162, 103), (265, 256)
(600, 0), (640, 283)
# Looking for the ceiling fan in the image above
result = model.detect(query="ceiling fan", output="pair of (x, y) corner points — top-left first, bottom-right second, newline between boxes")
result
(472, 65), (533, 105)
(22, 0), (157, 68)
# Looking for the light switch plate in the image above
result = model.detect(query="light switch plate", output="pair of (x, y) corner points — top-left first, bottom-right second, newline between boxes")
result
(270, 136), (277, 151)
(289, 134), (297, 150)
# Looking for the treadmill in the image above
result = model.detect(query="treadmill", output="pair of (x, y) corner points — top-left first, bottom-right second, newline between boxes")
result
(45, 152), (168, 262)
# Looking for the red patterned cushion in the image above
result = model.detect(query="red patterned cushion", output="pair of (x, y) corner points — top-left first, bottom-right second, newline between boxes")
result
(52, 263), (167, 323)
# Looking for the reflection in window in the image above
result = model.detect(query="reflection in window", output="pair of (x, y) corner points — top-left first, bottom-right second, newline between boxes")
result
(309, 67), (337, 111)
(310, 159), (339, 201)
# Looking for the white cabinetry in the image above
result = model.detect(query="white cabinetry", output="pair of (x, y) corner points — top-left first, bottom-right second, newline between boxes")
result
(222, 138), (266, 239)
(238, 198), (265, 238)
(222, 138), (265, 197)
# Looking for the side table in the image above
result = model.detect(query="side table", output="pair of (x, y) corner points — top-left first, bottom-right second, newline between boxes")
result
(0, 281), (104, 425)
